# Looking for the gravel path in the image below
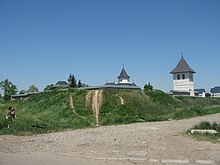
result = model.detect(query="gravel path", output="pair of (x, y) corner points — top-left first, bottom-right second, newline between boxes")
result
(0, 113), (220, 165)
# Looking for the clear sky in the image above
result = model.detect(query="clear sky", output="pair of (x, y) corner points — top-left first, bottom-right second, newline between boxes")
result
(0, 0), (220, 93)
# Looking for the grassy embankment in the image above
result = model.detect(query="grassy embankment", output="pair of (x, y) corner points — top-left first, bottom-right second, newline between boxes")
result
(0, 89), (220, 135)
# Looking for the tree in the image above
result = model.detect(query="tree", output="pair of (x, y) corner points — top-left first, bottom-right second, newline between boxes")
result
(44, 84), (54, 91)
(144, 82), (153, 93)
(205, 93), (211, 97)
(19, 90), (26, 94)
(81, 83), (89, 87)
(69, 75), (77, 88)
(0, 93), (3, 102)
(77, 80), (82, 88)
(0, 79), (18, 101)
(26, 85), (39, 93)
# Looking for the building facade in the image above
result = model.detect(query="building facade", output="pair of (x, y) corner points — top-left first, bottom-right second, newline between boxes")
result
(210, 86), (220, 97)
(195, 89), (206, 97)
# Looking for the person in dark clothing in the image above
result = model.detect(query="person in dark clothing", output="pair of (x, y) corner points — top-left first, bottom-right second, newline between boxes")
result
(11, 109), (16, 119)
(6, 106), (12, 119)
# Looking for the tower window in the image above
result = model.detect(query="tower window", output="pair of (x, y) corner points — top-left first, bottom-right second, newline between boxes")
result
(182, 74), (185, 79)
(189, 74), (193, 81)
(177, 75), (180, 80)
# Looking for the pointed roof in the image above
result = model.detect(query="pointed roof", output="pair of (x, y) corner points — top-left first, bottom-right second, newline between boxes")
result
(117, 67), (130, 79)
(170, 56), (196, 74)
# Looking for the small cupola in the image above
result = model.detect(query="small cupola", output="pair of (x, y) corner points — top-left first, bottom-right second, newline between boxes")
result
(117, 67), (130, 84)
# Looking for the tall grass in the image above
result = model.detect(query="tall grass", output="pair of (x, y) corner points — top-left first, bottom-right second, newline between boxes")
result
(0, 89), (95, 135)
(192, 121), (220, 132)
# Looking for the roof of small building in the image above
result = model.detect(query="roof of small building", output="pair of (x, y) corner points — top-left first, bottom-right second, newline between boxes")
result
(210, 86), (220, 93)
(131, 82), (137, 87)
(170, 90), (190, 95)
(117, 67), (130, 79)
(79, 84), (141, 90)
(195, 89), (206, 94)
(55, 81), (68, 86)
(105, 82), (116, 85)
(170, 56), (196, 74)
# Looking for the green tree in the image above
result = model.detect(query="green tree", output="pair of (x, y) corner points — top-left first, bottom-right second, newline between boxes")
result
(26, 85), (39, 93)
(69, 75), (77, 88)
(79, 83), (89, 87)
(0, 93), (3, 102)
(205, 93), (211, 97)
(77, 80), (82, 88)
(0, 79), (18, 101)
(144, 82), (153, 93)
(19, 90), (26, 94)
(44, 84), (54, 91)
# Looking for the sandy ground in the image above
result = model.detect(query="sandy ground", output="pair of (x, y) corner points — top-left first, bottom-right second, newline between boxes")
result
(0, 113), (220, 165)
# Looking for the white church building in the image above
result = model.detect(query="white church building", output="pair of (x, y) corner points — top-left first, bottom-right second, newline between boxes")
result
(170, 56), (196, 96)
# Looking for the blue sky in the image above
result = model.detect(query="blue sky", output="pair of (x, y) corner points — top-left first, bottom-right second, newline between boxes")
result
(0, 0), (220, 93)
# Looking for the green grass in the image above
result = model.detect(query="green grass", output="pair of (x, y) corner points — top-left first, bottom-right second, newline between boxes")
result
(189, 133), (220, 143)
(0, 89), (96, 135)
(0, 89), (220, 135)
(187, 121), (220, 143)
(100, 90), (220, 125)
(192, 121), (220, 132)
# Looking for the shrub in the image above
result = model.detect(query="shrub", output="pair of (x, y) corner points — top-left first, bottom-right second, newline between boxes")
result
(192, 121), (220, 132)
(189, 121), (220, 143)
(193, 121), (212, 129)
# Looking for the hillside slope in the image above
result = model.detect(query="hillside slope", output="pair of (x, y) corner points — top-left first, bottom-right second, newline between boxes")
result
(0, 89), (220, 135)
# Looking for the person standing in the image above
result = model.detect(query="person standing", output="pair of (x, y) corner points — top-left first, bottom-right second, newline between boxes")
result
(6, 106), (12, 119)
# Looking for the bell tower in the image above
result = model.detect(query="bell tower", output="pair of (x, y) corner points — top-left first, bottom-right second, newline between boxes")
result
(117, 67), (130, 84)
(170, 56), (196, 96)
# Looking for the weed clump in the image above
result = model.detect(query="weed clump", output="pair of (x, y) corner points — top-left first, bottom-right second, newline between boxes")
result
(187, 121), (220, 143)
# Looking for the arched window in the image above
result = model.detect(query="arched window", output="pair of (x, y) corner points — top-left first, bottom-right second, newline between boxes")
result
(182, 74), (185, 79)
(177, 75), (180, 80)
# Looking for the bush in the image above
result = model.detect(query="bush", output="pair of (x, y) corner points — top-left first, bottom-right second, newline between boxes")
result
(193, 121), (211, 129)
(189, 121), (220, 143)
(192, 121), (220, 132)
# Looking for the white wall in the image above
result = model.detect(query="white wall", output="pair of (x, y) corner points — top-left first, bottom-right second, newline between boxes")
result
(118, 78), (129, 84)
(212, 93), (220, 97)
(172, 72), (195, 95)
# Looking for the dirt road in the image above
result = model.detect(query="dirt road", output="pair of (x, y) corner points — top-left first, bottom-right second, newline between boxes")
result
(1, 114), (220, 165)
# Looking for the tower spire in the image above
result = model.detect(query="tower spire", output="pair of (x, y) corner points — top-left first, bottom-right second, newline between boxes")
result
(117, 66), (130, 84)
